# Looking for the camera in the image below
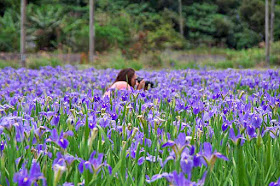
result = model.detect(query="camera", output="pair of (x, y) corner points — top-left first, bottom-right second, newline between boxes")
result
(136, 77), (156, 88)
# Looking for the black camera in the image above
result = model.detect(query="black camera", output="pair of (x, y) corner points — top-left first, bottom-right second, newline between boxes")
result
(136, 77), (156, 88)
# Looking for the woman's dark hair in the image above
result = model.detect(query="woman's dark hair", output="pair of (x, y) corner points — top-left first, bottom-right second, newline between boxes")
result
(114, 68), (135, 86)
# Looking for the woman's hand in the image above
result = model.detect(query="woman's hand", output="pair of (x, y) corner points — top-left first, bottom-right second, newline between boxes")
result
(137, 79), (145, 90)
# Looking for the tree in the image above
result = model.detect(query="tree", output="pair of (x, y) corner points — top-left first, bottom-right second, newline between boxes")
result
(178, 0), (184, 36)
(89, 0), (95, 63)
(265, 0), (270, 64)
(20, 0), (26, 67)
(270, 0), (276, 43)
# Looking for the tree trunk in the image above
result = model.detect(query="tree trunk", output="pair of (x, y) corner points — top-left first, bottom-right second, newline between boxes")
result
(20, 0), (26, 67)
(178, 0), (184, 36)
(265, 0), (270, 64)
(89, 0), (95, 63)
(270, 0), (275, 43)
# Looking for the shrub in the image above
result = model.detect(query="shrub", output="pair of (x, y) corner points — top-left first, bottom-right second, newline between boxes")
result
(0, 10), (20, 52)
(0, 60), (20, 69)
(27, 57), (63, 69)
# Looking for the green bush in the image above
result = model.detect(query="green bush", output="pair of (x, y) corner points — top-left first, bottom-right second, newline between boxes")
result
(0, 60), (20, 69)
(239, 0), (265, 34)
(235, 29), (262, 49)
(237, 58), (255, 68)
(95, 24), (125, 51)
(168, 59), (199, 69)
(185, 3), (219, 46)
(0, 10), (20, 52)
(127, 60), (143, 70)
(110, 11), (133, 47)
(27, 57), (63, 69)
(110, 57), (127, 69)
(27, 4), (65, 51)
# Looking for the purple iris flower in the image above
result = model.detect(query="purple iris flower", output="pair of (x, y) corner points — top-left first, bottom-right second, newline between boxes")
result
(246, 125), (256, 138)
(0, 141), (5, 153)
(52, 114), (60, 126)
(88, 115), (96, 129)
(54, 152), (75, 167)
(138, 154), (163, 166)
(180, 158), (193, 180)
(162, 133), (191, 159)
(39, 111), (56, 121)
(110, 113), (118, 121)
(146, 172), (173, 183)
(229, 128), (244, 145)
(222, 123), (229, 131)
(46, 129), (70, 149)
(78, 151), (106, 174)
(199, 142), (228, 168)
(269, 177), (280, 186)
(193, 154), (201, 167)
(193, 107), (200, 115)
(75, 119), (85, 130)
(264, 126), (280, 139)
(63, 183), (74, 186)
(252, 115), (263, 128)
(146, 171), (207, 186)
(0, 116), (21, 132)
(13, 162), (45, 186)
(99, 116), (110, 128)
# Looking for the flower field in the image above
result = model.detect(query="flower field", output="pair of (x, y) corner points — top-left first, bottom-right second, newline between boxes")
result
(0, 66), (280, 186)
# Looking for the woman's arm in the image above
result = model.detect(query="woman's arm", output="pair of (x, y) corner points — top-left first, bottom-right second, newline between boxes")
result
(137, 80), (145, 90)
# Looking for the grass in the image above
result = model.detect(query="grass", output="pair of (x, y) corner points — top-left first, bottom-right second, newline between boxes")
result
(1, 42), (280, 70)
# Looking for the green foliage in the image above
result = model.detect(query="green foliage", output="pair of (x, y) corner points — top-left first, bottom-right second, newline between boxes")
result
(185, 3), (222, 46)
(147, 51), (163, 67)
(170, 59), (199, 69)
(0, 0), (280, 52)
(96, 24), (125, 51)
(234, 29), (262, 49)
(0, 0), (21, 15)
(0, 10), (20, 52)
(109, 11), (133, 46)
(138, 10), (186, 50)
(239, 0), (265, 34)
(147, 22), (184, 50)
(27, 4), (65, 51)
(94, 53), (143, 70)
(274, 6), (280, 41)
(27, 57), (63, 69)
(0, 60), (20, 69)
(216, 0), (240, 14)
(270, 42), (280, 65)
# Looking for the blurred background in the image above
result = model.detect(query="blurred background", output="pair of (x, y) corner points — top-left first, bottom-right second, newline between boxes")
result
(0, 0), (280, 69)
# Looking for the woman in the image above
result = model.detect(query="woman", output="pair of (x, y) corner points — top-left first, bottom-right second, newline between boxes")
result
(104, 68), (145, 97)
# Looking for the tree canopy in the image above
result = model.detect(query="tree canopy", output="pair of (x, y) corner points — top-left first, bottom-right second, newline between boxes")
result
(0, 0), (279, 52)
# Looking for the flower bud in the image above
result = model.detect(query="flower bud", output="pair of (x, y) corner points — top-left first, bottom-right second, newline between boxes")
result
(127, 123), (133, 131)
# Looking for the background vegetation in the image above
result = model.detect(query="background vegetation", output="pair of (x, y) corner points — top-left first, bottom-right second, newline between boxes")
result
(0, 0), (280, 69)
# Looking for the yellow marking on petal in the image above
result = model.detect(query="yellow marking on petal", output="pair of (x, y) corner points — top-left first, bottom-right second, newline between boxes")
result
(24, 177), (28, 182)
(60, 139), (64, 143)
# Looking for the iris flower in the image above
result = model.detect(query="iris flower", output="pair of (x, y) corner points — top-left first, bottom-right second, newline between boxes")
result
(78, 151), (111, 175)
(13, 162), (45, 186)
(162, 133), (191, 159)
(46, 129), (73, 149)
(146, 171), (206, 186)
(199, 142), (228, 169)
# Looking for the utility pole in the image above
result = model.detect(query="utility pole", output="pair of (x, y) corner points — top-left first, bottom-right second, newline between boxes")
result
(178, 0), (184, 36)
(265, 0), (270, 64)
(89, 0), (95, 63)
(270, 0), (275, 43)
(20, 0), (26, 67)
